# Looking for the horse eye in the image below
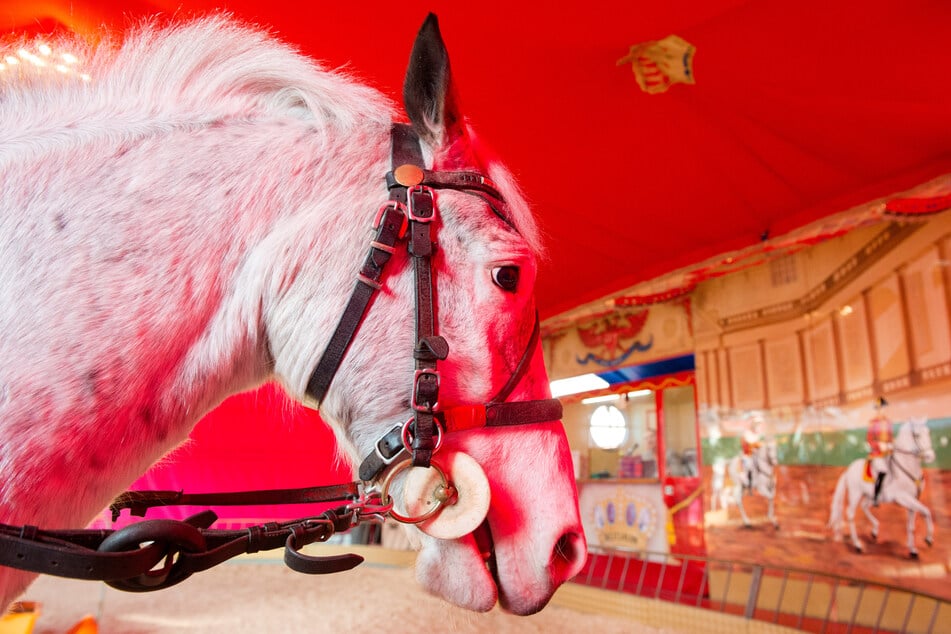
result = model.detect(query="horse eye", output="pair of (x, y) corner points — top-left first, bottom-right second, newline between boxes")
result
(491, 265), (520, 293)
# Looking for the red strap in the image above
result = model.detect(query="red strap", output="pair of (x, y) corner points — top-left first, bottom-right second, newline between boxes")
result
(442, 405), (487, 432)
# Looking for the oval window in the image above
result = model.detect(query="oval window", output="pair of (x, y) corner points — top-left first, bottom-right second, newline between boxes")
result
(589, 404), (627, 450)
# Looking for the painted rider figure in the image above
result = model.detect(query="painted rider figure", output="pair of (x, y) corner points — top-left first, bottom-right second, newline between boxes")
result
(867, 396), (893, 507)
(741, 415), (764, 493)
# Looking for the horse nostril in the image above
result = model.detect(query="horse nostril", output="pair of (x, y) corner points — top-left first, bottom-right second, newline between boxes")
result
(551, 531), (587, 582)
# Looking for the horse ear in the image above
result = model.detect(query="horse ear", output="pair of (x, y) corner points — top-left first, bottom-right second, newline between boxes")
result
(403, 13), (465, 149)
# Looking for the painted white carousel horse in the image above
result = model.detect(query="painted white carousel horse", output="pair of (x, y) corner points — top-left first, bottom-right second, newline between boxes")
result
(726, 440), (780, 529)
(828, 418), (936, 558)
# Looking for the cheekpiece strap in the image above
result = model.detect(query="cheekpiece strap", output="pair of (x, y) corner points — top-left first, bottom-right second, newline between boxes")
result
(390, 124), (444, 469)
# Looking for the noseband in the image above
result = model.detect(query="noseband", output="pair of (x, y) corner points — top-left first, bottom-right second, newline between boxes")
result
(306, 123), (562, 483)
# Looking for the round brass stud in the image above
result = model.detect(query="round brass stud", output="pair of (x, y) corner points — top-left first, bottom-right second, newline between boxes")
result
(394, 164), (425, 187)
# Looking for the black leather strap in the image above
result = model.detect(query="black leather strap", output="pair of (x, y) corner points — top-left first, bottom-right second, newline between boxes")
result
(357, 398), (564, 482)
(490, 313), (541, 404)
(387, 124), (444, 469)
(0, 524), (166, 581)
(483, 399), (563, 427)
(409, 186), (440, 468)
(358, 423), (406, 481)
(305, 204), (407, 406)
(306, 123), (562, 484)
(109, 482), (360, 521)
(0, 507), (364, 589)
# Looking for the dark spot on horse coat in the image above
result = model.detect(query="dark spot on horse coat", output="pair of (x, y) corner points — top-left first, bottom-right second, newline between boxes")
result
(84, 368), (103, 397)
(54, 214), (68, 231)
(337, 404), (354, 430)
(140, 407), (168, 442)
(88, 452), (108, 471)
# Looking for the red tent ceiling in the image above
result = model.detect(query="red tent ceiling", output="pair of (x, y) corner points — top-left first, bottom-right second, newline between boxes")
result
(4, 0), (949, 320)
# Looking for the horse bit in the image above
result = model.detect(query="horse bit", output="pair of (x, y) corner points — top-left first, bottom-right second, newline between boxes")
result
(0, 124), (562, 592)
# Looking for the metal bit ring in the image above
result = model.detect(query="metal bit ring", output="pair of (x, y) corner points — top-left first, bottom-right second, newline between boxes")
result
(379, 459), (452, 524)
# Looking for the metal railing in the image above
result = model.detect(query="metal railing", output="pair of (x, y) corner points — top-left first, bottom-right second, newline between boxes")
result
(574, 545), (950, 633)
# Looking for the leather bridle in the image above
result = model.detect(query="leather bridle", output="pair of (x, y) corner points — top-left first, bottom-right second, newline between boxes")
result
(887, 423), (930, 497)
(0, 123), (563, 591)
(307, 123), (562, 483)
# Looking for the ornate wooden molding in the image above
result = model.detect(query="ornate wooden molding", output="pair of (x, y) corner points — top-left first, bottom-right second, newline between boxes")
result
(717, 222), (922, 332)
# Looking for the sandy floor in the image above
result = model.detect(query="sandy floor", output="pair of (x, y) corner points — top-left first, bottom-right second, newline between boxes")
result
(15, 547), (681, 634)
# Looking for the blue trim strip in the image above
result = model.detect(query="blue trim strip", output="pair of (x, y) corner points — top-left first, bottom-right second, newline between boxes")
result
(596, 354), (695, 385)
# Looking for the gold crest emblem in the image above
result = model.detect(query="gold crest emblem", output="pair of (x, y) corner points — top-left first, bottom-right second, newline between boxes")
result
(592, 488), (658, 549)
(617, 35), (696, 95)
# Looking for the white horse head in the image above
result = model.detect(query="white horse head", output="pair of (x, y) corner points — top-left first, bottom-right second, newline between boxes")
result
(0, 14), (585, 615)
(897, 417), (936, 464)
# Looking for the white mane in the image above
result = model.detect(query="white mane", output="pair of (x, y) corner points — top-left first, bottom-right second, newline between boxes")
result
(0, 15), (395, 164)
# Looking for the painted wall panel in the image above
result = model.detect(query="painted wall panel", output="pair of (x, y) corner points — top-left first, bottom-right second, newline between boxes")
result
(764, 335), (804, 406)
(868, 274), (909, 381)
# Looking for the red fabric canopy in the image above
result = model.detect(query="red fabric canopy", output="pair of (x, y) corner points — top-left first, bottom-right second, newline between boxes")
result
(112, 385), (352, 526)
(4, 0), (948, 319)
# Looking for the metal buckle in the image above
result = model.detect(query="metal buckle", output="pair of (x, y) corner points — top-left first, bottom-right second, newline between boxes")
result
(407, 185), (435, 223)
(346, 485), (392, 526)
(412, 368), (440, 412)
(373, 200), (408, 237)
(372, 423), (406, 467)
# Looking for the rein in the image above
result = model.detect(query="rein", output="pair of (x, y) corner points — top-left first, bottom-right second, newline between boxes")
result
(750, 445), (776, 491)
(0, 124), (562, 592)
(887, 434), (927, 497)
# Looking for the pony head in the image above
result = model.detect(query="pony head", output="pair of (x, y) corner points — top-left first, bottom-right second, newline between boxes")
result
(267, 15), (586, 614)
(904, 417), (936, 464)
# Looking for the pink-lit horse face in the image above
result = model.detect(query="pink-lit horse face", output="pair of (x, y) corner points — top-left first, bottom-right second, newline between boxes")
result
(330, 153), (586, 614)
(358, 14), (586, 614)
(393, 163), (586, 612)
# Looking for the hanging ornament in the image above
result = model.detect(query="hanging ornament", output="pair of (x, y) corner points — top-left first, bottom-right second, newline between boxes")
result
(617, 34), (696, 94)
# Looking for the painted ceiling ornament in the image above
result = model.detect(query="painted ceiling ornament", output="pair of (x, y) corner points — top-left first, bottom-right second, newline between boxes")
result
(576, 308), (653, 367)
(617, 34), (696, 94)
(884, 192), (951, 217)
(609, 284), (696, 308)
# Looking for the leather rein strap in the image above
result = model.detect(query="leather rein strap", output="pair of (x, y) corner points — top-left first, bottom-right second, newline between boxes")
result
(0, 506), (365, 591)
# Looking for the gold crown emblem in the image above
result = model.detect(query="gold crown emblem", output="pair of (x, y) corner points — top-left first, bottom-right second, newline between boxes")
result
(592, 488), (658, 549)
